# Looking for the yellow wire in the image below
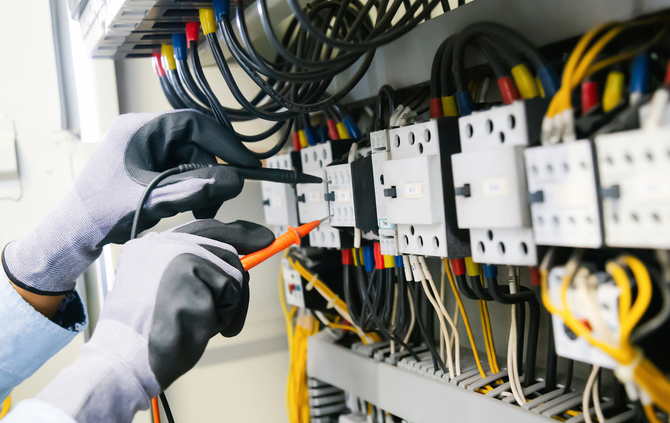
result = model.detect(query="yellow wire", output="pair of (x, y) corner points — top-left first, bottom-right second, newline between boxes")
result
(445, 259), (487, 379)
(279, 250), (296, 423)
(644, 404), (662, 423)
(480, 274), (500, 374)
(0, 396), (10, 419)
(479, 300), (495, 372)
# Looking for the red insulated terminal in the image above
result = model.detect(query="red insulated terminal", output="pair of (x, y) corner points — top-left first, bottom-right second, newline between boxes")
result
(185, 22), (200, 44)
(292, 132), (301, 151)
(450, 259), (466, 276)
(529, 266), (541, 287)
(497, 76), (521, 105)
(342, 249), (353, 265)
(327, 119), (339, 140)
(374, 243), (384, 269)
(151, 52), (166, 77)
(581, 81), (598, 114)
(430, 98), (443, 118)
(664, 61), (670, 85)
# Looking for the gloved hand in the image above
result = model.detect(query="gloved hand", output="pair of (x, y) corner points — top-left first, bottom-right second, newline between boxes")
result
(34, 219), (275, 423)
(2, 110), (260, 295)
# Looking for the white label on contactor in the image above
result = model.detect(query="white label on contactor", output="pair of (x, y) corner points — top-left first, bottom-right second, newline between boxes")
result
(337, 190), (352, 202)
(308, 191), (321, 203)
(404, 183), (423, 199)
(482, 178), (509, 198)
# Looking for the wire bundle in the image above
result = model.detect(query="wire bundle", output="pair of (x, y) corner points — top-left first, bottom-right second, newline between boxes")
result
(430, 23), (559, 118)
(541, 249), (670, 420)
(542, 13), (670, 144)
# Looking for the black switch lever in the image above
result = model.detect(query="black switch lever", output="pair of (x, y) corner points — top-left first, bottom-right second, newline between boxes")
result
(455, 184), (471, 197)
(383, 186), (397, 198)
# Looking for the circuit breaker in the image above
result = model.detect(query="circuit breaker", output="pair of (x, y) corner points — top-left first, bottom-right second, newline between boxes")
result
(296, 141), (353, 249)
(524, 140), (603, 248)
(261, 153), (299, 235)
(452, 101), (544, 266)
(596, 128), (670, 248)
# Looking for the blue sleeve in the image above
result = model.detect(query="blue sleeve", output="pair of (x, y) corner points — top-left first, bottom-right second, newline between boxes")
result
(0, 269), (87, 402)
(2, 399), (77, 423)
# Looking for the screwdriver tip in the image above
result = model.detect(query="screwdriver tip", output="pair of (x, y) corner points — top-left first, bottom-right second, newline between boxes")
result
(319, 215), (333, 223)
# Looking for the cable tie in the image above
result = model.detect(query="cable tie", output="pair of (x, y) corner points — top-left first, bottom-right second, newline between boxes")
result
(306, 273), (319, 291)
(614, 348), (644, 385)
(326, 295), (339, 309)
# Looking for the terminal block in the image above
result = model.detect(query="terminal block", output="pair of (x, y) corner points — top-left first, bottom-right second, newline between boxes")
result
(596, 128), (670, 248)
(524, 140), (603, 248)
(452, 100), (547, 266)
(296, 141), (353, 249)
(379, 119), (468, 258)
(261, 153), (300, 236)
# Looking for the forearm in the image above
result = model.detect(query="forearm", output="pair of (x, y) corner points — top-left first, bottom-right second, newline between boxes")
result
(0, 272), (87, 403)
(10, 282), (64, 319)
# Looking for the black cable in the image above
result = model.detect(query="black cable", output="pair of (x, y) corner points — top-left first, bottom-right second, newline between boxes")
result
(453, 23), (549, 91)
(354, 261), (420, 360)
(545, 320), (558, 392)
(176, 59), (209, 105)
(455, 273), (478, 300)
(159, 393), (175, 423)
(166, 69), (213, 117)
(218, 20), (378, 114)
(432, 36), (455, 99)
(383, 268), (394, 326)
(130, 166), (191, 240)
(486, 275), (540, 388)
(407, 282), (446, 373)
(562, 359), (574, 394)
(159, 76), (186, 110)
(630, 268), (670, 344)
(287, 0), (442, 52)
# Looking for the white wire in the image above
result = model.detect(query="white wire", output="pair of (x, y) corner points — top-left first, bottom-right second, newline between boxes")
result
(440, 260), (446, 360)
(592, 369), (605, 423)
(643, 88), (669, 129)
(583, 365), (600, 423)
(508, 304), (526, 405)
(410, 255), (454, 378)
(575, 269), (617, 345)
(419, 256), (461, 375)
(389, 105), (404, 127)
(402, 284), (416, 350)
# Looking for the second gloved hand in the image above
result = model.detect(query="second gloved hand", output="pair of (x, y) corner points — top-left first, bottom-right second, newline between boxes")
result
(33, 219), (274, 423)
(3, 110), (260, 295)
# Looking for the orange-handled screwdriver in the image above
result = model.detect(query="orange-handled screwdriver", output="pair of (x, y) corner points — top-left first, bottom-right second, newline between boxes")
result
(241, 215), (332, 271)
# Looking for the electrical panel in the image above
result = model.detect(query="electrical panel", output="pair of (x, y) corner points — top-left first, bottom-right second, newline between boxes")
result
(595, 128), (670, 248)
(261, 153), (299, 235)
(524, 140), (603, 248)
(452, 101), (544, 266)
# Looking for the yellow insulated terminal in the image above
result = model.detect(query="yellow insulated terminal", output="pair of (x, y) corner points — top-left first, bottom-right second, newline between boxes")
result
(383, 255), (395, 268)
(161, 44), (176, 71)
(464, 257), (480, 276)
(603, 71), (624, 112)
(298, 130), (308, 148)
(336, 122), (350, 139)
(511, 64), (539, 99)
(441, 95), (458, 117)
(199, 9), (217, 35)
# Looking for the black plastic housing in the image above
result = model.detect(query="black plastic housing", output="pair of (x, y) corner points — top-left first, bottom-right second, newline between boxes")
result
(350, 154), (379, 234)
